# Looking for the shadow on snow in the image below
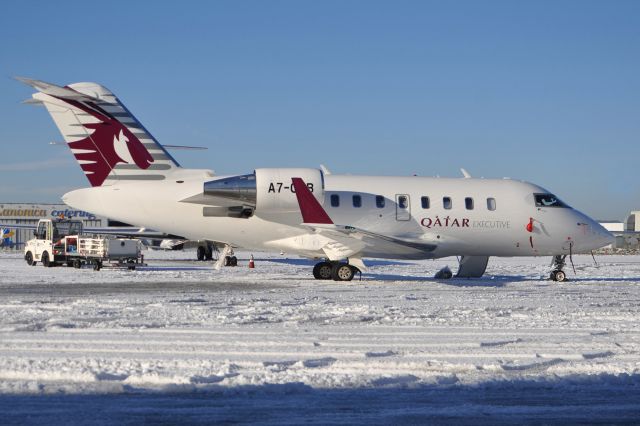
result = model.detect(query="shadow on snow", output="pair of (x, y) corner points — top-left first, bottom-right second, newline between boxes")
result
(1, 374), (639, 425)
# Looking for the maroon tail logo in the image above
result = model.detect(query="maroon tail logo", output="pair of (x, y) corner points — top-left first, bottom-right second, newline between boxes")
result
(58, 97), (154, 186)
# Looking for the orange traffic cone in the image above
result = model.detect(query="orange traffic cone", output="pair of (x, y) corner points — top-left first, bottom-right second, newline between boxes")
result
(248, 254), (255, 269)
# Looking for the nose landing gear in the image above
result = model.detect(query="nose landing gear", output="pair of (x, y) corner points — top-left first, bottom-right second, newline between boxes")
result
(550, 255), (568, 282)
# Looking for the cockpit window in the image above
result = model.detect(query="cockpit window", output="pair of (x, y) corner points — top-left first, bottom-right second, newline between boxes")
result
(534, 193), (568, 208)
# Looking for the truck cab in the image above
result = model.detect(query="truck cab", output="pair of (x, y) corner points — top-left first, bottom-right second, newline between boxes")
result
(25, 219), (83, 266)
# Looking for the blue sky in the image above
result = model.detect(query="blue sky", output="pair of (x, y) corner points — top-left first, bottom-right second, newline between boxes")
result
(0, 0), (638, 220)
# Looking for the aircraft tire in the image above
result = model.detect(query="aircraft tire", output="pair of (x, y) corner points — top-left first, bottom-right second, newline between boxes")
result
(552, 270), (566, 282)
(197, 246), (206, 261)
(331, 263), (355, 281)
(313, 262), (333, 280)
(205, 245), (213, 261)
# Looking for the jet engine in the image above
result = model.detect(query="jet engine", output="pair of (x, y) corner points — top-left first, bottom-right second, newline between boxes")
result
(204, 168), (325, 216)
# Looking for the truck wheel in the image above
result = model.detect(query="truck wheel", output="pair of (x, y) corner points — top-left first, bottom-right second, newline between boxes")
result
(73, 259), (82, 269)
(25, 251), (34, 266)
(42, 252), (52, 268)
(93, 261), (102, 271)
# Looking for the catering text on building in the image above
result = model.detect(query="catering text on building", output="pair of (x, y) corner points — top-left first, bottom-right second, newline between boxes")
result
(0, 203), (106, 249)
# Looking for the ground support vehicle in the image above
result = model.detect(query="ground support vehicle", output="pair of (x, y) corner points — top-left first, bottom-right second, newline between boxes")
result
(24, 219), (144, 271)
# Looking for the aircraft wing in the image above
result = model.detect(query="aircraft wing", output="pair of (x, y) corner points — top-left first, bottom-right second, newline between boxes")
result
(303, 222), (436, 260)
(290, 178), (436, 263)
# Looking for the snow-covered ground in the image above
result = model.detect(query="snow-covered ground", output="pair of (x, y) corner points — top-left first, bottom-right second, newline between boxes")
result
(1, 250), (639, 424)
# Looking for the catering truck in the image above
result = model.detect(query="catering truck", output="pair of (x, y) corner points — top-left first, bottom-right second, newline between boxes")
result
(24, 218), (143, 270)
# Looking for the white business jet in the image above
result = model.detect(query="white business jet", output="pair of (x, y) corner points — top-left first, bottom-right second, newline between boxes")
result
(14, 78), (613, 281)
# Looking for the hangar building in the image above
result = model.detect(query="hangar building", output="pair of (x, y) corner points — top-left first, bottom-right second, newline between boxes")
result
(0, 203), (108, 249)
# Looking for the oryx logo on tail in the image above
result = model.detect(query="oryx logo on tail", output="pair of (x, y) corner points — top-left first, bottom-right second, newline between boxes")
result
(17, 77), (179, 187)
(59, 97), (154, 186)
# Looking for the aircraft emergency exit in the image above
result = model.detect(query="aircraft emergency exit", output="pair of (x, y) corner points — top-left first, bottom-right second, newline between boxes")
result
(14, 77), (614, 281)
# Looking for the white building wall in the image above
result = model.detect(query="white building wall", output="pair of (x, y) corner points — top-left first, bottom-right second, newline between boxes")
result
(0, 203), (107, 250)
(627, 211), (640, 232)
(600, 222), (625, 232)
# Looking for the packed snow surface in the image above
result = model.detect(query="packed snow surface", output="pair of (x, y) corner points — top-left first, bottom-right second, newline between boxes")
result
(1, 251), (639, 424)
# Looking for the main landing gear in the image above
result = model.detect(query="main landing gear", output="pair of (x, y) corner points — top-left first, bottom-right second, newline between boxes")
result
(313, 261), (360, 282)
(550, 255), (567, 282)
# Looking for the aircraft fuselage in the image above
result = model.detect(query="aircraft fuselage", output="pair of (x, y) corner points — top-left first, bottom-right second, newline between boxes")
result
(62, 170), (612, 260)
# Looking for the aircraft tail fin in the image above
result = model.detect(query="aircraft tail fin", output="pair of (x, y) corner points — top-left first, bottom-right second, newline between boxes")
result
(291, 177), (333, 224)
(17, 77), (180, 187)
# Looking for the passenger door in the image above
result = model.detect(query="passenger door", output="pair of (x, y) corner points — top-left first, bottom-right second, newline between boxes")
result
(395, 194), (411, 221)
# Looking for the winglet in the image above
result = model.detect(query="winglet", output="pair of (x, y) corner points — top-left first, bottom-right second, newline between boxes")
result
(291, 178), (333, 224)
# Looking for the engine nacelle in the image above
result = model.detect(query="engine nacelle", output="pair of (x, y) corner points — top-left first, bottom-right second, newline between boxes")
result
(204, 168), (325, 216)
(255, 168), (325, 214)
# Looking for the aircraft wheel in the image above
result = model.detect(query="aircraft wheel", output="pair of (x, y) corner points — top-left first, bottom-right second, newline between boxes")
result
(313, 262), (333, 280)
(552, 270), (566, 282)
(435, 267), (453, 279)
(331, 263), (355, 282)
(42, 252), (52, 268)
(197, 246), (206, 261)
(25, 251), (34, 266)
(224, 255), (238, 267)
(205, 245), (213, 261)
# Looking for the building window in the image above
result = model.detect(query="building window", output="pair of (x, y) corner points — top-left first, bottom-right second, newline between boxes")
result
(487, 197), (496, 211)
(353, 195), (362, 208)
(331, 194), (340, 207)
(465, 197), (474, 210)
(376, 195), (385, 208)
(443, 197), (452, 210)
(421, 196), (430, 209)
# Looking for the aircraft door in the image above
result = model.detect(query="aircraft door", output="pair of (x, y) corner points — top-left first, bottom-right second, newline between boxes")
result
(396, 194), (411, 221)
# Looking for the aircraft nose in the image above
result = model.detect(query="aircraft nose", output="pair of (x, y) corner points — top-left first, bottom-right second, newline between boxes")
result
(581, 219), (615, 251)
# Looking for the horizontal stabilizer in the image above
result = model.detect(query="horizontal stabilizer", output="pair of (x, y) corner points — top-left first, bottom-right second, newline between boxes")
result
(15, 77), (99, 102)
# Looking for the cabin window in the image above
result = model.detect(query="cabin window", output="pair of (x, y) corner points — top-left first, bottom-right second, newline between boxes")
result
(398, 195), (409, 209)
(443, 197), (452, 210)
(353, 195), (362, 208)
(487, 197), (496, 211)
(421, 196), (430, 209)
(376, 195), (385, 208)
(465, 197), (474, 210)
(330, 194), (340, 207)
